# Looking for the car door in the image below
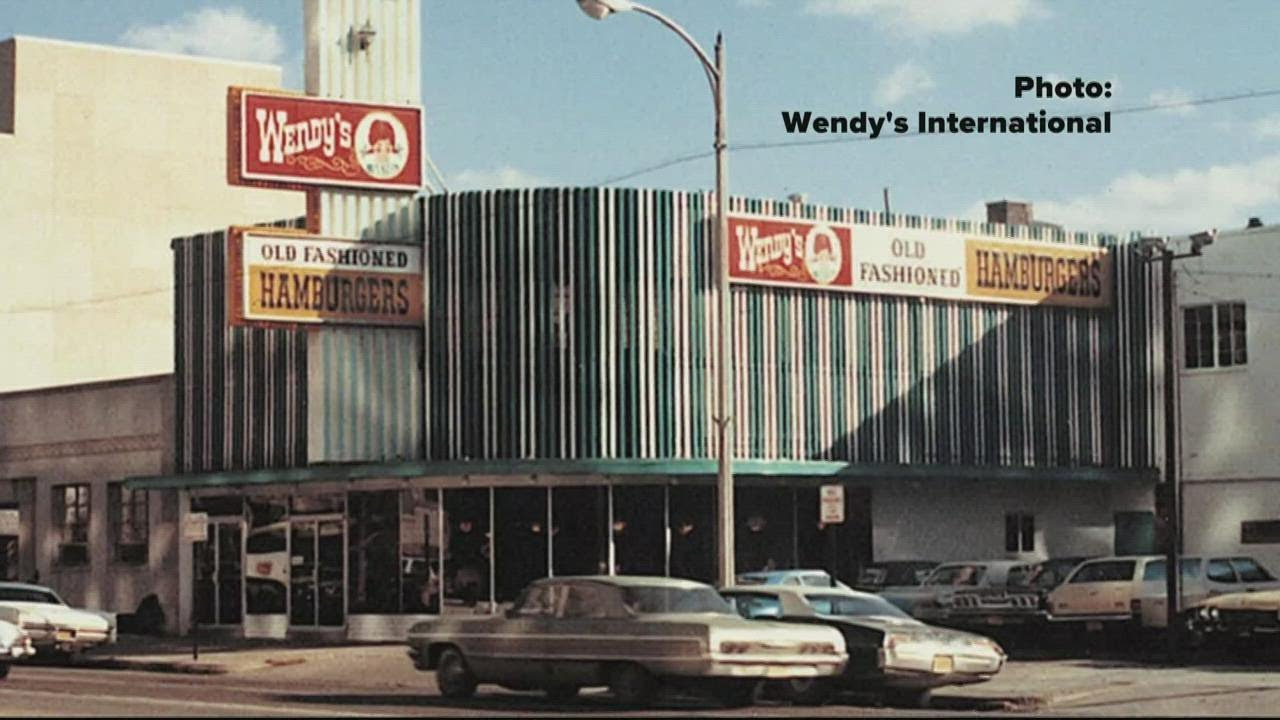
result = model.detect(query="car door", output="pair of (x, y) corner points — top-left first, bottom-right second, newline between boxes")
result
(543, 581), (620, 687)
(481, 582), (561, 685)
(1050, 559), (1137, 618)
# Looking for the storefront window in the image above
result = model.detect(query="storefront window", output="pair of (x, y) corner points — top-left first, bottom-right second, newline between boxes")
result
(442, 489), (490, 613)
(494, 488), (548, 602)
(736, 486), (795, 573)
(552, 487), (607, 577)
(669, 485), (714, 583)
(347, 491), (399, 614)
(612, 485), (665, 576)
(401, 488), (441, 614)
(245, 497), (288, 615)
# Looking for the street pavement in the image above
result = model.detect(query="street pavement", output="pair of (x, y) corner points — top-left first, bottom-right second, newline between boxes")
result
(1, 640), (1277, 716)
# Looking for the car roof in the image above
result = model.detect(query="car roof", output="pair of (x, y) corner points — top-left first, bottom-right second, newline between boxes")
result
(0, 582), (56, 593)
(721, 584), (880, 601)
(530, 575), (712, 590)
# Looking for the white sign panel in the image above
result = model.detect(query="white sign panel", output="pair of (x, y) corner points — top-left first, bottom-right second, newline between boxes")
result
(182, 512), (209, 543)
(851, 226), (968, 301)
(819, 484), (845, 524)
(0, 509), (18, 536)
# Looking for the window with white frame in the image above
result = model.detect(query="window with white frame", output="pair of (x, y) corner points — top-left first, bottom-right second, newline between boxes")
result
(109, 483), (148, 563)
(53, 484), (90, 565)
(1183, 302), (1247, 369)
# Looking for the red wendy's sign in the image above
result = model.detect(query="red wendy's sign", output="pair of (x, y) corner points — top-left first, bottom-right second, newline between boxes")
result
(728, 214), (855, 291)
(228, 87), (423, 192)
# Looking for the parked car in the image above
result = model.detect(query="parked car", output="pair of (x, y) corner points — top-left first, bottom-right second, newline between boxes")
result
(1047, 555), (1280, 630)
(853, 561), (938, 593)
(878, 560), (1037, 622)
(1185, 587), (1280, 647)
(721, 585), (1005, 707)
(0, 620), (35, 677)
(0, 582), (114, 654)
(405, 575), (847, 707)
(736, 569), (853, 591)
(945, 557), (1093, 629)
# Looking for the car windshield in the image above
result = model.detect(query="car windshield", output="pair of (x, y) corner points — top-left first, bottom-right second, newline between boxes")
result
(926, 565), (986, 586)
(623, 586), (734, 615)
(804, 594), (911, 619)
(0, 587), (62, 604)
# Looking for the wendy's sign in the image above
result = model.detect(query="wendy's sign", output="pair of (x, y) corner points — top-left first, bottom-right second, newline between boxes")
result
(228, 87), (423, 192)
(729, 214), (855, 291)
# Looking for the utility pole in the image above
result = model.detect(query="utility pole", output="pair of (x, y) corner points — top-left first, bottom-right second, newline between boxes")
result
(1139, 230), (1215, 662)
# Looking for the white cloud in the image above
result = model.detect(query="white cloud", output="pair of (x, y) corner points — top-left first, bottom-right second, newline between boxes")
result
(969, 154), (1280, 234)
(805, 0), (1044, 36)
(1252, 114), (1280, 139)
(874, 61), (935, 104)
(119, 7), (285, 65)
(1147, 88), (1196, 116)
(451, 166), (552, 191)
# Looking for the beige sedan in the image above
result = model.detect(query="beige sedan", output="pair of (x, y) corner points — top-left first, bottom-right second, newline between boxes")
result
(407, 575), (847, 707)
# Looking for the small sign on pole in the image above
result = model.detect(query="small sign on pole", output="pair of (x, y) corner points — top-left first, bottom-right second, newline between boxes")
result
(819, 484), (845, 524)
(182, 512), (209, 543)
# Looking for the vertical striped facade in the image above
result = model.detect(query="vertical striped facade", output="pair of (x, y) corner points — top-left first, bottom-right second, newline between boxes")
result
(174, 225), (308, 473)
(425, 188), (1163, 471)
(174, 221), (424, 473)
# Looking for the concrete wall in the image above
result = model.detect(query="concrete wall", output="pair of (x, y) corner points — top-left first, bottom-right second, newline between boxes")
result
(1177, 223), (1280, 569)
(1177, 224), (1280, 482)
(867, 478), (1154, 562)
(0, 37), (305, 393)
(0, 375), (180, 630)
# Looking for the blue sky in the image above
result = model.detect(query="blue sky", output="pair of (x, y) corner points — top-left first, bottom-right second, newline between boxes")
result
(3, 0), (1279, 235)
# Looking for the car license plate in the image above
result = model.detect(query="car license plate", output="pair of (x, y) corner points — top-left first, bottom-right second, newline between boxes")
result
(1085, 621), (1103, 632)
(932, 655), (954, 674)
(987, 615), (1004, 626)
(56, 630), (74, 642)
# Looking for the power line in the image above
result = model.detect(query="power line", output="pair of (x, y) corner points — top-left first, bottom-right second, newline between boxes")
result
(593, 87), (1280, 186)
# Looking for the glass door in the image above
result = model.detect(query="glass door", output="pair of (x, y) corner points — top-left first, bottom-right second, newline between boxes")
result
(194, 521), (243, 626)
(289, 518), (345, 628)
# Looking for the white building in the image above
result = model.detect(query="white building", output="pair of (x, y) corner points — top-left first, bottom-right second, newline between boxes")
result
(1178, 219), (1280, 574)
(0, 36), (303, 630)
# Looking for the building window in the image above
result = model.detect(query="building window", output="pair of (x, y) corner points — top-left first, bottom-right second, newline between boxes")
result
(53, 484), (90, 565)
(1005, 512), (1035, 553)
(1184, 302), (1246, 369)
(109, 483), (148, 564)
(1242, 520), (1280, 544)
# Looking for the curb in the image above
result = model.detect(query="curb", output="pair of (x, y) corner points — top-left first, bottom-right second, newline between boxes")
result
(69, 657), (228, 675)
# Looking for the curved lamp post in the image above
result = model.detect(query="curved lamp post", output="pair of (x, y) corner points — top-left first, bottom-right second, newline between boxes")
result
(576, 0), (735, 588)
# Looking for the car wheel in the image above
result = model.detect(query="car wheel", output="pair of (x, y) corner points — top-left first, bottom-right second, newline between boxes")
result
(544, 684), (580, 702)
(608, 663), (656, 707)
(435, 648), (477, 699)
(885, 688), (932, 709)
(785, 677), (833, 706)
(0, 663), (9, 680)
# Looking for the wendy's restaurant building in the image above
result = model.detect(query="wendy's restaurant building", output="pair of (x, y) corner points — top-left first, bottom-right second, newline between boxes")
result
(126, 189), (1169, 640)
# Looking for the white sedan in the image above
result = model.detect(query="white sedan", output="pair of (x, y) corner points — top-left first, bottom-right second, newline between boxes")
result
(0, 620), (35, 677)
(0, 583), (113, 655)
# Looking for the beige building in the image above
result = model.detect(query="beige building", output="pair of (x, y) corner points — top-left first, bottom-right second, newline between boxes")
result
(0, 36), (304, 631)
(0, 36), (304, 392)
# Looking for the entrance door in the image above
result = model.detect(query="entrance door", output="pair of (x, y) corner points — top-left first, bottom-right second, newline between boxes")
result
(194, 521), (243, 626)
(289, 519), (345, 628)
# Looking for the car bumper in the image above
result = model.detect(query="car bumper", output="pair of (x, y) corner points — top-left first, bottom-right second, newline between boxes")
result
(31, 627), (110, 652)
(877, 649), (1004, 688)
(705, 657), (846, 679)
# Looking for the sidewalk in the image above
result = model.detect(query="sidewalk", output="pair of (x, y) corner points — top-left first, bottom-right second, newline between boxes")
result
(70, 635), (404, 678)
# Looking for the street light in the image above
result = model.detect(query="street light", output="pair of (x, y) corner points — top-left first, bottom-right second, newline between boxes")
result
(1137, 229), (1215, 661)
(577, 0), (736, 587)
